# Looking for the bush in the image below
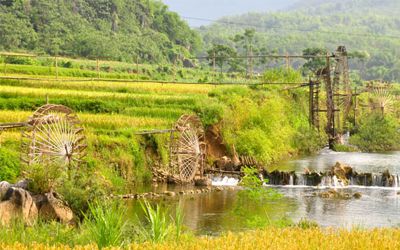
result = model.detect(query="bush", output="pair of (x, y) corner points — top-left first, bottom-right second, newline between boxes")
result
(139, 200), (172, 243)
(0, 147), (20, 182)
(25, 164), (62, 194)
(350, 114), (400, 152)
(82, 201), (127, 249)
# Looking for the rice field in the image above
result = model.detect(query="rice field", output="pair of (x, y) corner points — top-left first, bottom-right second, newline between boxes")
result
(0, 72), (231, 186)
(1, 227), (399, 250)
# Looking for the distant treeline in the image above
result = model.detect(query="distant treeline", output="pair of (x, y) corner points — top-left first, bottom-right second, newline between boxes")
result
(0, 0), (201, 63)
(2, 0), (400, 81)
(199, 0), (400, 82)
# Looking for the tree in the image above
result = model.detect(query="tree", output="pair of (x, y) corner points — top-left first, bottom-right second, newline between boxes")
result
(302, 48), (328, 75)
(234, 29), (257, 78)
(207, 44), (237, 74)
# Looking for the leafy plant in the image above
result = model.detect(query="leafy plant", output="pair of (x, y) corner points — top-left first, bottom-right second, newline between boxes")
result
(350, 114), (400, 152)
(171, 206), (185, 240)
(139, 200), (171, 243)
(82, 201), (127, 249)
(25, 164), (62, 194)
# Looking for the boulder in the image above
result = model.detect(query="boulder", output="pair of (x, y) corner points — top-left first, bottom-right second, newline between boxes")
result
(0, 187), (38, 226)
(353, 192), (362, 199)
(0, 181), (12, 200)
(13, 179), (30, 190)
(319, 189), (352, 200)
(33, 192), (74, 224)
(183, 58), (195, 68)
(332, 162), (353, 185)
(163, 191), (176, 197)
(215, 156), (235, 171)
(195, 178), (212, 187)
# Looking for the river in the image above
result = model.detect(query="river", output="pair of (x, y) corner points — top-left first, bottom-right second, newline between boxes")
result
(128, 150), (400, 235)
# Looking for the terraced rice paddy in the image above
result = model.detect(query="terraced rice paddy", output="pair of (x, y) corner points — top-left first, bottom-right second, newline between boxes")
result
(0, 73), (234, 187)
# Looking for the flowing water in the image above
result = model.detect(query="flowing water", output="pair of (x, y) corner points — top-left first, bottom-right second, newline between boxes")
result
(129, 150), (400, 235)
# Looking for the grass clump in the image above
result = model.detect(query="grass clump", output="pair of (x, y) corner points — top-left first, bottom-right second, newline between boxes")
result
(139, 200), (171, 243)
(82, 201), (128, 249)
(0, 146), (20, 182)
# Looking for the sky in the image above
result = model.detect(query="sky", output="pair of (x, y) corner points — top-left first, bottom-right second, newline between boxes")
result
(162, 0), (299, 27)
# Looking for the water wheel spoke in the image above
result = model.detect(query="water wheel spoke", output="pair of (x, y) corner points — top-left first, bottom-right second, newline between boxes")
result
(22, 104), (87, 169)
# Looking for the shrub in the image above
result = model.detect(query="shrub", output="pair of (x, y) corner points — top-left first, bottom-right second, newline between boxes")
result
(0, 147), (20, 182)
(139, 200), (172, 243)
(82, 201), (127, 249)
(25, 164), (62, 194)
(350, 114), (400, 152)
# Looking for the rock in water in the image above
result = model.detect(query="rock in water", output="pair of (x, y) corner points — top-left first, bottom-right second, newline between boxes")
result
(34, 192), (74, 224)
(332, 162), (353, 185)
(195, 178), (212, 187)
(163, 191), (176, 197)
(0, 187), (38, 226)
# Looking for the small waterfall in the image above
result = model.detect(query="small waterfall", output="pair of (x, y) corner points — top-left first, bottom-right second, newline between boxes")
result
(212, 176), (239, 186)
(320, 176), (332, 187)
(296, 175), (306, 186)
(289, 174), (294, 186)
(393, 174), (399, 188)
(372, 174), (383, 186)
(332, 176), (344, 187)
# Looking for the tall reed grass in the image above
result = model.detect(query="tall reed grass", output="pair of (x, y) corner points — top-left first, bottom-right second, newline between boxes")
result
(82, 201), (128, 249)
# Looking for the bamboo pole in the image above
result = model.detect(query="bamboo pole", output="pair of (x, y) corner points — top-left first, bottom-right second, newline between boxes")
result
(96, 58), (100, 79)
(212, 51), (216, 83)
(136, 56), (139, 81)
(285, 52), (290, 71)
(55, 56), (59, 79)
(3, 56), (7, 75)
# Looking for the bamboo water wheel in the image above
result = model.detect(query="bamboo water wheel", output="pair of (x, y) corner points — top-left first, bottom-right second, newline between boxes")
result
(169, 115), (206, 183)
(21, 104), (87, 168)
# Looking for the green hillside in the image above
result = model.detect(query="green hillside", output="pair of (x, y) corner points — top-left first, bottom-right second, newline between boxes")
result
(0, 0), (200, 63)
(199, 0), (400, 81)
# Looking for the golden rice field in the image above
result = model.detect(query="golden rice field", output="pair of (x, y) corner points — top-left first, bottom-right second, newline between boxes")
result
(1, 228), (399, 250)
(0, 110), (175, 131)
(0, 77), (220, 94)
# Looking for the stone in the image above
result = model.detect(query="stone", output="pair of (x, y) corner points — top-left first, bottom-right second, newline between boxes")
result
(164, 191), (176, 197)
(13, 179), (30, 190)
(196, 189), (202, 194)
(0, 181), (12, 200)
(319, 189), (352, 200)
(195, 178), (212, 187)
(216, 187), (224, 192)
(215, 156), (235, 171)
(332, 162), (353, 186)
(353, 192), (362, 199)
(0, 187), (38, 226)
(179, 191), (185, 195)
(33, 192), (74, 224)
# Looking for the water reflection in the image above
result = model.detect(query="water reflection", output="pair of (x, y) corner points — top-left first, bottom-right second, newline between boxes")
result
(271, 150), (400, 174)
(127, 151), (400, 235)
(278, 187), (400, 228)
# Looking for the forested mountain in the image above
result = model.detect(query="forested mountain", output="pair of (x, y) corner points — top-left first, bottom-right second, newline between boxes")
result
(199, 0), (400, 81)
(0, 0), (201, 63)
